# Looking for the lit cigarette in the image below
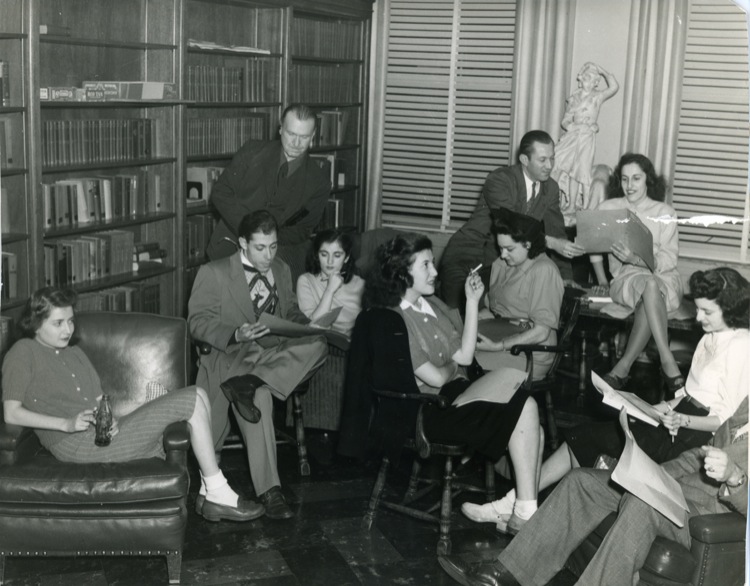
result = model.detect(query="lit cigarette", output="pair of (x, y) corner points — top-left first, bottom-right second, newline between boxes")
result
(470, 263), (483, 274)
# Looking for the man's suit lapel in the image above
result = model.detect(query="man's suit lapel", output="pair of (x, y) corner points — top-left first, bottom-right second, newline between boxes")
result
(228, 253), (257, 324)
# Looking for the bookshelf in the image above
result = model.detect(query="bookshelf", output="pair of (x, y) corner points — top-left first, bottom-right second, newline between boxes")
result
(289, 9), (370, 230)
(0, 0), (373, 328)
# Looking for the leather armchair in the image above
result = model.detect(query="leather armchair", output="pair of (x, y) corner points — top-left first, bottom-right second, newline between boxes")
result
(0, 311), (192, 585)
(566, 510), (746, 585)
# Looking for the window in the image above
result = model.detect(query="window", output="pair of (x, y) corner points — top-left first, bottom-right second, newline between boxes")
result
(380, 0), (517, 232)
(672, 0), (750, 262)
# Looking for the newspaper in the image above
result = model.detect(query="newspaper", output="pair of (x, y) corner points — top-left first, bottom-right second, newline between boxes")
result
(591, 371), (661, 426)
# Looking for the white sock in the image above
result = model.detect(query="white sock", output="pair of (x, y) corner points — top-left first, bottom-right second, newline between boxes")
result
(199, 477), (207, 497)
(513, 499), (537, 520)
(202, 470), (238, 507)
(490, 489), (516, 515)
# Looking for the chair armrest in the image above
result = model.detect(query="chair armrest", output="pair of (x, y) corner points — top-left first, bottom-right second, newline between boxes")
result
(689, 512), (746, 544)
(510, 343), (569, 356)
(0, 421), (24, 452)
(163, 421), (190, 451)
(373, 388), (450, 409)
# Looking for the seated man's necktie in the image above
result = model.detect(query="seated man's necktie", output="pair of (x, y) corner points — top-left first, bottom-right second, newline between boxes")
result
(243, 263), (279, 318)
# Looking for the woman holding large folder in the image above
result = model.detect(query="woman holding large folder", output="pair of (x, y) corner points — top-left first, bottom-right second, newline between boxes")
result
(592, 153), (685, 392)
(463, 267), (749, 527)
(365, 233), (544, 535)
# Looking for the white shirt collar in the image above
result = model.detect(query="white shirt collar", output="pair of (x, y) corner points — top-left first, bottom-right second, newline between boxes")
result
(523, 174), (539, 202)
(400, 296), (437, 318)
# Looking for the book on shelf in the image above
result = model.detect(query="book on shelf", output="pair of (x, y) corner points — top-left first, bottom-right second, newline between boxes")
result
(0, 116), (13, 168)
(1, 251), (18, 300)
(186, 114), (269, 156)
(0, 60), (9, 107)
(76, 282), (161, 314)
(292, 17), (362, 60)
(314, 110), (350, 147)
(320, 198), (342, 230)
(187, 39), (271, 55)
(41, 118), (156, 167)
(82, 81), (178, 101)
(187, 65), (244, 103)
(39, 24), (72, 36)
(40, 87), (86, 101)
(1, 187), (9, 233)
(44, 230), (136, 286)
(186, 214), (215, 260)
(187, 166), (223, 206)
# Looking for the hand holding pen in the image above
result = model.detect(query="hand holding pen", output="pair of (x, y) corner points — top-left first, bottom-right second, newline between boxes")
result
(661, 403), (680, 443)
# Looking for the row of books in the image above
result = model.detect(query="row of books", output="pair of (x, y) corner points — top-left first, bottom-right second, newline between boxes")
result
(0, 60), (9, 106)
(41, 118), (156, 167)
(0, 115), (14, 168)
(186, 61), (274, 103)
(291, 19), (362, 60)
(40, 82), (178, 102)
(1, 251), (18, 300)
(187, 166), (223, 206)
(44, 229), (137, 286)
(76, 282), (161, 313)
(42, 172), (162, 231)
(289, 63), (359, 103)
(314, 110), (351, 147)
(186, 115), (268, 156)
(186, 214), (215, 261)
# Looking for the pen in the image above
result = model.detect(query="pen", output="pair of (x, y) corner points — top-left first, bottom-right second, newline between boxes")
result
(667, 403), (675, 443)
(469, 263), (482, 275)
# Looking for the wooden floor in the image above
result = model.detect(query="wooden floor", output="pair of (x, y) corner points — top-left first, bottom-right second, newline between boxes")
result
(4, 356), (665, 586)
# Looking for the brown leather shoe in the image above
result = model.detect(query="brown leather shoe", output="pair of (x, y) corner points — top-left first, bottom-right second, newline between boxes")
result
(195, 494), (205, 515)
(495, 512), (527, 536)
(438, 556), (520, 586)
(260, 486), (294, 520)
(220, 374), (264, 423)
(200, 496), (265, 522)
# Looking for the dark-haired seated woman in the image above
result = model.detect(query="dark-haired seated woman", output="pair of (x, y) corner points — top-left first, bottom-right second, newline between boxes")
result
(474, 208), (564, 379)
(366, 234), (544, 534)
(296, 228), (365, 337)
(2, 287), (264, 523)
(465, 267), (750, 524)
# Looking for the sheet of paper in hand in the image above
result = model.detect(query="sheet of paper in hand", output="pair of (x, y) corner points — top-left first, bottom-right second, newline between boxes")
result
(452, 367), (528, 407)
(611, 409), (689, 527)
(575, 209), (655, 270)
(311, 306), (342, 328)
(258, 313), (349, 350)
(591, 371), (661, 426)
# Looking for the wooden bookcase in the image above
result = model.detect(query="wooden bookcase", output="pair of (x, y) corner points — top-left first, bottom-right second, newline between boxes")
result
(0, 0), (372, 327)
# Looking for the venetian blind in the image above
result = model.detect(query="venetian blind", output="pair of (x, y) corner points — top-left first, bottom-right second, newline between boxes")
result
(380, 0), (516, 231)
(672, 0), (750, 262)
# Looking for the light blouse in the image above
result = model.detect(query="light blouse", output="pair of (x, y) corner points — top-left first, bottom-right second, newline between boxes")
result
(296, 273), (365, 336)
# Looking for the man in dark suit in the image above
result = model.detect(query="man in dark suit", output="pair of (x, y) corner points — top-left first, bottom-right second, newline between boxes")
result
(207, 103), (331, 260)
(439, 398), (748, 586)
(439, 130), (585, 307)
(189, 210), (328, 519)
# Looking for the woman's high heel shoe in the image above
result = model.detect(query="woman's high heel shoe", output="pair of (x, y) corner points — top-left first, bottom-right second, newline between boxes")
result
(602, 372), (629, 390)
(662, 371), (686, 393)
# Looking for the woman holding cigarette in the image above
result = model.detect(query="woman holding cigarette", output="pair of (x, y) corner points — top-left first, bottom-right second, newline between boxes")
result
(365, 233), (545, 535)
(296, 229), (364, 337)
(474, 207), (564, 380)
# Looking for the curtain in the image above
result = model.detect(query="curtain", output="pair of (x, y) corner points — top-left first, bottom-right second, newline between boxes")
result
(511, 0), (577, 154)
(365, 0), (389, 229)
(619, 0), (688, 185)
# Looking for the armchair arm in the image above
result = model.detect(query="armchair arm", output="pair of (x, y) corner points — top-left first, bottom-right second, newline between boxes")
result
(194, 339), (213, 355)
(509, 343), (568, 356)
(372, 388), (450, 409)
(689, 512), (746, 544)
(163, 421), (190, 467)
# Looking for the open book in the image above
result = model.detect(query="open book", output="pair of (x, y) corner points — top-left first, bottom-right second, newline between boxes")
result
(611, 409), (689, 527)
(452, 367), (527, 407)
(575, 209), (655, 270)
(591, 371), (662, 426)
(258, 313), (349, 351)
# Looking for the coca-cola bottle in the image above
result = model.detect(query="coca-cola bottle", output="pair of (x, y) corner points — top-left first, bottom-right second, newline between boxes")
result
(94, 394), (113, 447)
